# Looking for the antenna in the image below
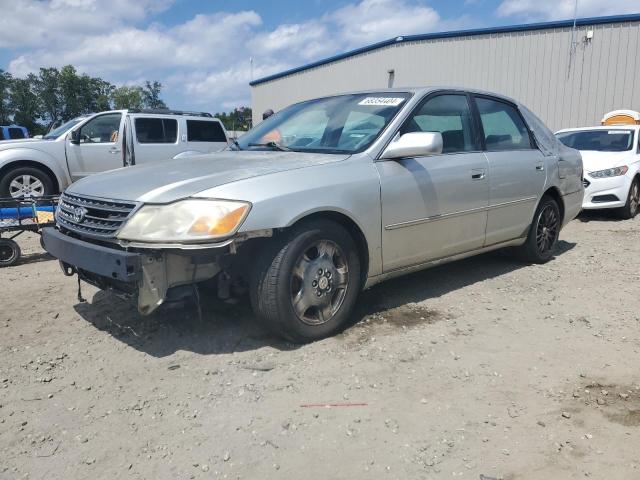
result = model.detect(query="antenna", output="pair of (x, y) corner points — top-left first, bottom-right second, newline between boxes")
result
(567, 0), (579, 77)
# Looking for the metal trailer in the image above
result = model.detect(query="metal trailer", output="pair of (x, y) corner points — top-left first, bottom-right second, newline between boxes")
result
(0, 196), (59, 266)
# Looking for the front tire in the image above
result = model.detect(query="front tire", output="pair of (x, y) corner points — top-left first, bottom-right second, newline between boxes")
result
(0, 166), (54, 198)
(517, 196), (561, 264)
(617, 177), (640, 220)
(250, 219), (361, 343)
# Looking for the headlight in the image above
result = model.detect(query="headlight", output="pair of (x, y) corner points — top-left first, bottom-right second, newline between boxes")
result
(589, 166), (628, 178)
(117, 199), (251, 243)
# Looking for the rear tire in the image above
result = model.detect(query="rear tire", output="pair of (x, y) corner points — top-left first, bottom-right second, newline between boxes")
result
(250, 219), (361, 343)
(516, 196), (561, 264)
(0, 166), (54, 198)
(0, 238), (21, 267)
(616, 178), (640, 220)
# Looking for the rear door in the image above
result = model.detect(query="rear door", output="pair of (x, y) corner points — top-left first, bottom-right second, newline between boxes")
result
(65, 113), (124, 180)
(185, 119), (228, 153)
(132, 116), (182, 164)
(472, 95), (547, 245)
(376, 92), (489, 271)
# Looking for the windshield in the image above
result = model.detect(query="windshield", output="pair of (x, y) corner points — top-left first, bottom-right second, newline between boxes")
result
(556, 129), (634, 152)
(237, 92), (412, 154)
(43, 117), (86, 140)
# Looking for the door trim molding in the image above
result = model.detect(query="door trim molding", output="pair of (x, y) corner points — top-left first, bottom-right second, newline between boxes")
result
(384, 196), (537, 230)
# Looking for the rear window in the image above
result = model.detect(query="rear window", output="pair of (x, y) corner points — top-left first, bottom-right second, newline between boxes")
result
(187, 120), (226, 142)
(135, 118), (178, 144)
(556, 129), (633, 152)
(8, 127), (26, 139)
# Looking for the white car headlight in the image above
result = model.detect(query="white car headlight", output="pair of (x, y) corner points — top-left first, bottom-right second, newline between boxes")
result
(589, 166), (628, 178)
(117, 199), (251, 243)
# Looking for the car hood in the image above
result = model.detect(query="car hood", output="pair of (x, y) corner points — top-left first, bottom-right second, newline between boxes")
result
(66, 150), (351, 203)
(0, 138), (50, 149)
(580, 150), (633, 172)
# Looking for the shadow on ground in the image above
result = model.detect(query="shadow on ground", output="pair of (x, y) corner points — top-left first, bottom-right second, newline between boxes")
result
(577, 210), (625, 222)
(74, 240), (576, 357)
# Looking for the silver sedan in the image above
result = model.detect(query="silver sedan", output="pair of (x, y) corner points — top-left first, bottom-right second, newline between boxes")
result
(43, 87), (583, 342)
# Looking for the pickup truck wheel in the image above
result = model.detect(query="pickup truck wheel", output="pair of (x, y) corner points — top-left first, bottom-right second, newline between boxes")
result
(250, 219), (361, 343)
(0, 166), (54, 198)
(0, 239), (21, 267)
(516, 196), (560, 264)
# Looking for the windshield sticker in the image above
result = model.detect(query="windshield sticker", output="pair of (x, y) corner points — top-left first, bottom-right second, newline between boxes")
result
(608, 130), (629, 134)
(358, 97), (406, 107)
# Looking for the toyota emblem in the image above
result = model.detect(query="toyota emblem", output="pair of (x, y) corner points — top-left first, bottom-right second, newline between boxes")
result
(72, 206), (88, 223)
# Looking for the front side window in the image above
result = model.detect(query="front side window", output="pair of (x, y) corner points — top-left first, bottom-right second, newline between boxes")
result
(401, 94), (478, 153)
(187, 120), (226, 142)
(135, 118), (178, 144)
(236, 92), (412, 154)
(556, 129), (633, 152)
(44, 117), (85, 140)
(79, 114), (122, 144)
(476, 97), (533, 151)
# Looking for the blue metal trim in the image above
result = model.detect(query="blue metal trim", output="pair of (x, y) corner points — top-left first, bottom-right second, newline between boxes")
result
(250, 13), (640, 86)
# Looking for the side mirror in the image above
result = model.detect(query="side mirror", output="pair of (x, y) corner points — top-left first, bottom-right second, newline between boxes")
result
(381, 132), (443, 159)
(69, 129), (81, 145)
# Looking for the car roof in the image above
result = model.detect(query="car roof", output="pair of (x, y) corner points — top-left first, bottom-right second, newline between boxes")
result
(555, 125), (640, 134)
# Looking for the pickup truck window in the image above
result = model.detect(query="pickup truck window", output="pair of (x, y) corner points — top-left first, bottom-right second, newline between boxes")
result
(8, 128), (25, 139)
(187, 120), (226, 142)
(135, 118), (178, 144)
(79, 113), (122, 144)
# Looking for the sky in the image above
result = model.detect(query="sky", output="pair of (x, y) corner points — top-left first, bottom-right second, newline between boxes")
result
(0, 0), (638, 113)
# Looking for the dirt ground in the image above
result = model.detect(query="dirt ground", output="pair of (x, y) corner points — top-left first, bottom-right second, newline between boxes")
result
(1, 212), (640, 480)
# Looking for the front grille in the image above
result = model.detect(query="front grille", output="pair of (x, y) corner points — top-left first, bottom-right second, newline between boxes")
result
(592, 194), (619, 203)
(57, 193), (138, 239)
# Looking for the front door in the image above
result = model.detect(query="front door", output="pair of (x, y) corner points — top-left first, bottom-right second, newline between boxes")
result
(472, 96), (547, 245)
(376, 93), (489, 272)
(65, 113), (124, 180)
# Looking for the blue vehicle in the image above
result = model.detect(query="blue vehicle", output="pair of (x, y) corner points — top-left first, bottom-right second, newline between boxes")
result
(0, 125), (29, 141)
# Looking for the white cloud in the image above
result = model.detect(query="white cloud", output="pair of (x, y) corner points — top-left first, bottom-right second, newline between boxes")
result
(497, 0), (640, 21)
(330, 0), (442, 47)
(1, 0), (475, 111)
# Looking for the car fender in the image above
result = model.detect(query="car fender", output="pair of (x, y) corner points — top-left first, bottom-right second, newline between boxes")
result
(0, 146), (71, 191)
(194, 158), (384, 277)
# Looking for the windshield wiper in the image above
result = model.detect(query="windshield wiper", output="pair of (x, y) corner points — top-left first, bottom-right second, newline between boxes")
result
(247, 141), (290, 151)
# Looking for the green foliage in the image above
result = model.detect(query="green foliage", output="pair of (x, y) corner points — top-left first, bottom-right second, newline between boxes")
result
(1, 65), (167, 134)
(214, 107), (252, 131)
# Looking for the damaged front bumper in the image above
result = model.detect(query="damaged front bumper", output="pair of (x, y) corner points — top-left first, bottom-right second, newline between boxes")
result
(42, 227), (224, 314)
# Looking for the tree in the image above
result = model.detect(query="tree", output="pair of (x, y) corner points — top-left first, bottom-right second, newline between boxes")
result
(33, 67), (62, 129)
(0, 70), (13, 124)
(111, 86), (144, 110)
(214, 107), (252, 131)
(141, 81), (167, 109)
(9, 75), (42, 134)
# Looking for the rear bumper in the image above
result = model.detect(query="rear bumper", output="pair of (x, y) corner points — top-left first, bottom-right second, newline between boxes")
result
(42, 227), (141, 283)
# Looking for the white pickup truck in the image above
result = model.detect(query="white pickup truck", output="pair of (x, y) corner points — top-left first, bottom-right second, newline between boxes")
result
(0, 109), (229, 198)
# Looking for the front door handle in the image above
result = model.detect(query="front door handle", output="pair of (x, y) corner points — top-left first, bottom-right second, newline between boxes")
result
(535, 163), (544, 171)
(471, 169), (486, 180)
(109, 147), (121, 154)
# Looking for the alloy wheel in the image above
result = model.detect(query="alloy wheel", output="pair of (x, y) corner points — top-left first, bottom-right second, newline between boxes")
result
(290, 240), (349, 326)
(630, 182), (639, 216)
(535, 204), (559, 254)
(9, 174), (45, 198)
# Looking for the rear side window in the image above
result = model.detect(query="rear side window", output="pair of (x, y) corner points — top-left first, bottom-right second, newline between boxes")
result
(8, 127), (25, 139)
(475, 97), (533, 151)
(187, 120), (226, 142)
(0, 129), (4, 140)
(135, 118), (178, 144)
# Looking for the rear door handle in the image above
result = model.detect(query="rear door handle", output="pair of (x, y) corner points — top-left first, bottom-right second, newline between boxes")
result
(535, 162), (544, 171)
(471, 169), (486, 180)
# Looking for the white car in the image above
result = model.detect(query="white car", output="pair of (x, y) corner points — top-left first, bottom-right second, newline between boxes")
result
(556, 125), (640, 218)
(0, 109), (229, 198)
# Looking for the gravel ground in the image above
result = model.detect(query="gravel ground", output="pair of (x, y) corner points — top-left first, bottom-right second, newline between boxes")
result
(1, 212), (640, 480)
